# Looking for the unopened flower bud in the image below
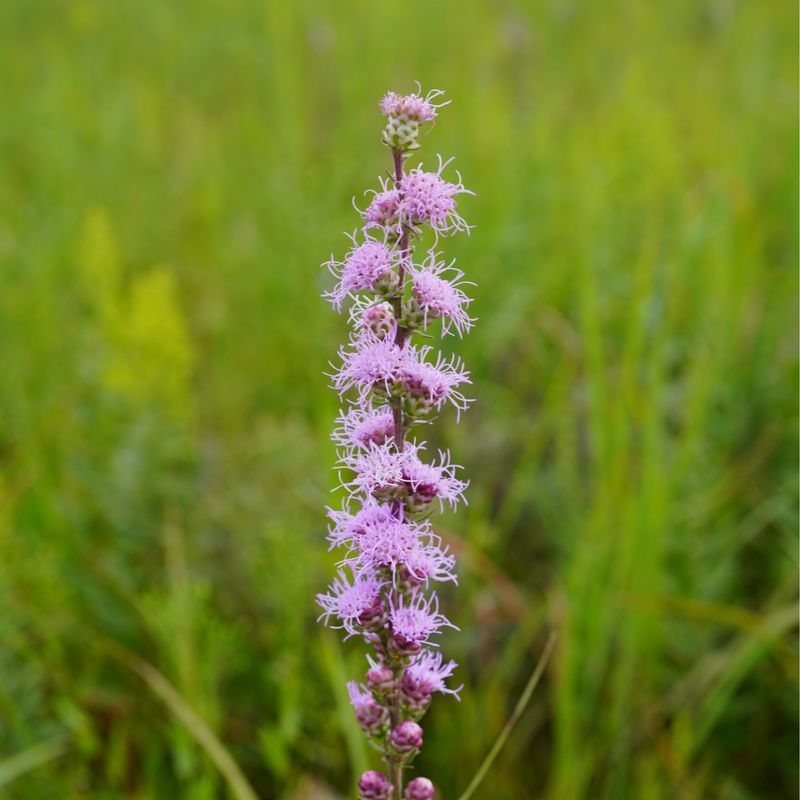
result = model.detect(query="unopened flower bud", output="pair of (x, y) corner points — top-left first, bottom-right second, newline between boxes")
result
(362, 302), (396, 340)
(359, 769), (393, 799)
(347, 681), (390, 737)
(400, 671), (433, 714)
(402, 479), (438, 514)
(394, 564), (422, 593)
(389, 720), (423, 754)
(374, 271), (400, 299)
(357, 596), (387, 633)
(355, 697), (389, 736)
(382, 116), (421, 152)
(405, 777), (435, 799)
(366, 663), (395, 694)
(401, 294), (426, 330)
(402, 377), (434, 420)
(363, 632), (387, 659)
(388, 632), (422, 659)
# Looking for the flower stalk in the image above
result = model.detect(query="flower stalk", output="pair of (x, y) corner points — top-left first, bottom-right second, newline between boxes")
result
(319, 85), (474, 799)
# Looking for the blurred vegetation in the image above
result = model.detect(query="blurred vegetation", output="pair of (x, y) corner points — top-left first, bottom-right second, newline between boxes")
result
(0, 0), (796, 798)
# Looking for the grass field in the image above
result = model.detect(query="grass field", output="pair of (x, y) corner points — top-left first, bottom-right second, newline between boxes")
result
(0, 1), (797, 798)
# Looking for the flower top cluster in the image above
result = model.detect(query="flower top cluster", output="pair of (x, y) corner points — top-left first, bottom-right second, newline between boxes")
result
(318, 86), (473, 800)
(380, 85), (447, 152)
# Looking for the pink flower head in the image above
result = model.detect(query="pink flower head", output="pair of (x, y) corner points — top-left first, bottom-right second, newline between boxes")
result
(324, 235), (398, 310)
(399, 446), (469, 511)
(317, 570), (385, 636)
(342, 515), (457, 584)
(401, 347), (472, 418)
(363, 157), (472, 238)
(347, 680), (374, 710)
(403, 651), (461, 699)
(327, 501), (396, 548)
(379, 88), (445, 124)
(352, 300), (396, 340)
(401, 535), (458, 585)
(410, 255), (474, 336)
(398, 156), (472, 236)
(342, 442), (468, 511)
(363, 184), (401, 231)
(389, 590), (456, 647)
(333, 333), (405, 402)
(332, 406), (395, 450)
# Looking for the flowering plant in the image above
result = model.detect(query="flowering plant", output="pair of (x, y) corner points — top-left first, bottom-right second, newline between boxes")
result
(319, 85), (474, 800)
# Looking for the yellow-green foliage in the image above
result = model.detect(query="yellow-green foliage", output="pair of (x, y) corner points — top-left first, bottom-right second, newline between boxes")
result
(78, 208), (195, 419)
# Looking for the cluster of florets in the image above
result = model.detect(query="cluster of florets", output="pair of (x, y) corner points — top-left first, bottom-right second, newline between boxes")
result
(318, 87), (473, 800)
(324, 236), (400, 311)
(379, 86), (446, 152)
(364, 157), (473, 239)
(334, 337), (471, 418)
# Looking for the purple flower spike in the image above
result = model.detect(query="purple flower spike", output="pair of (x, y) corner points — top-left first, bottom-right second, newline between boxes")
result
(319, 85), (473, 796)
(405, 777), (436, 800)
(359, 770), (393, 799)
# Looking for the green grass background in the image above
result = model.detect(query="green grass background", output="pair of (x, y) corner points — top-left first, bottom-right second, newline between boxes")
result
(0, 1), (796, 798)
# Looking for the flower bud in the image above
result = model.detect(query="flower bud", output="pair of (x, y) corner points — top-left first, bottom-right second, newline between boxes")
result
(366, 663), (395, 694)
(364, 189), (401, 233)
(374, 271), (400, 299)
(400, 671), (433, 714)
(402, 376), (434, 420)
(394, 564), (422, 593)
(359, 769), (393, 799)
(382, 116), (421, 153)
(402, 477), (438, 514)
(357, 596), (387, 633)
(362, 303), (395, 340)
(354, 696), (389, 737)
(389, 720), (423, 754)
(405, 777), (435, 799)
(401, 294), (426, 330)
(388, 632), (422, 659)
(365, 632), (387, 659)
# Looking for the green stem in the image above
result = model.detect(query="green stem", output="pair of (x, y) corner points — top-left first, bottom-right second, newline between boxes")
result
(386, 145), (412, 800)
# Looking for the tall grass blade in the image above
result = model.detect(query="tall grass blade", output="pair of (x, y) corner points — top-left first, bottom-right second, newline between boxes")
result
(457, 632), (557, 800)
(101, 638), (260, 800)
(0, 736), (67, 790)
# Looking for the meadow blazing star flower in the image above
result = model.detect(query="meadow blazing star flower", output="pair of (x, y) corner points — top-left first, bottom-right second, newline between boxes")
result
(407, 253), (474, 336)
(325, 235), (400, 310)
(363, 158), (472, 240)
(318, 86), (473, 799)
(332, 406), (396, 450)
